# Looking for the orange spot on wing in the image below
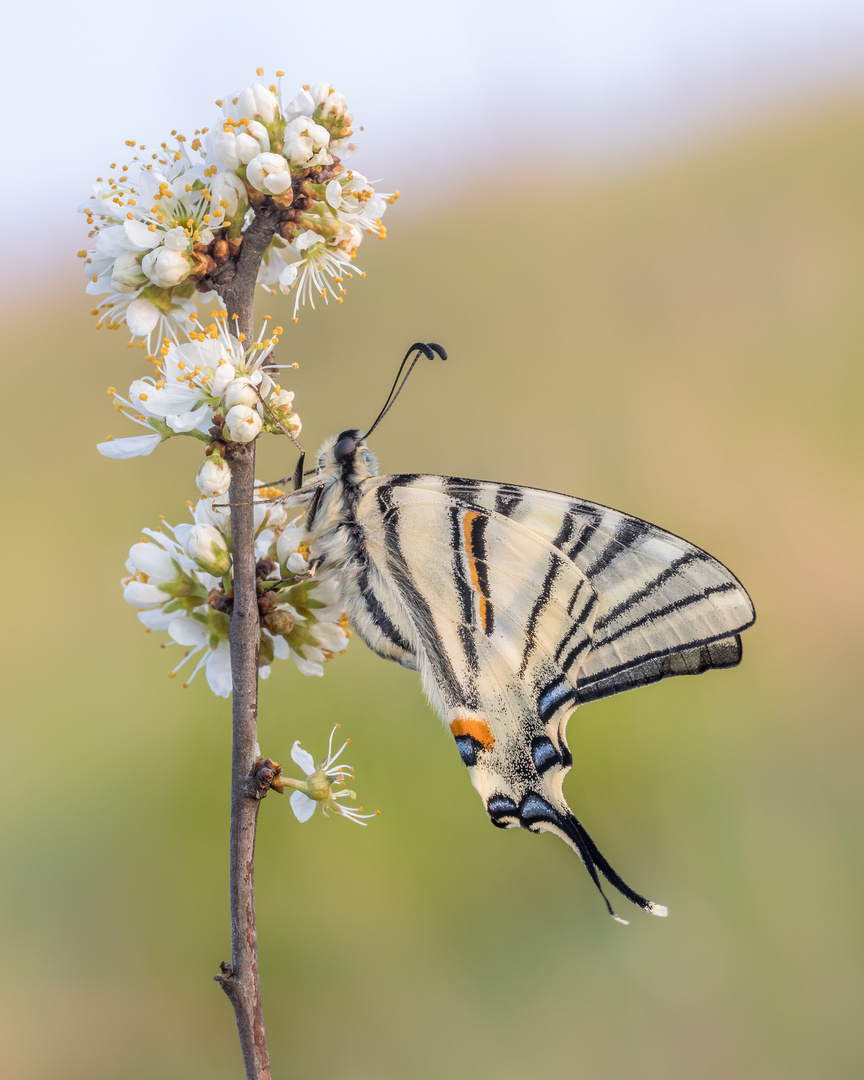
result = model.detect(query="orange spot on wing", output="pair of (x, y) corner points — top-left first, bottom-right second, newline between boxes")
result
(462, 510), (492, 634)
(450, 717), (495, 750)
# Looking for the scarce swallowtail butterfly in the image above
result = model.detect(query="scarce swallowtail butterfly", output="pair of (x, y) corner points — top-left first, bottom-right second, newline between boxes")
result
(288, 344), (755, 923)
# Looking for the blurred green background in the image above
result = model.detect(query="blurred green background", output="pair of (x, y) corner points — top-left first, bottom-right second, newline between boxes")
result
(3, 95), (863, 1079)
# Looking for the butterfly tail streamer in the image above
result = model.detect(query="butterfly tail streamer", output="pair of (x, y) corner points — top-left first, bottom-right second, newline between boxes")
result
(559, 811), (668, 923)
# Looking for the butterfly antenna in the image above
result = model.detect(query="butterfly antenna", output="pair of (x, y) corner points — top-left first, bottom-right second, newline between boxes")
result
(363, 342), (447, 438)
(561, 812), (668, 922)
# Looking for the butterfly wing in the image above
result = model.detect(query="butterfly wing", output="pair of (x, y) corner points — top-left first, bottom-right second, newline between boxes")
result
(348, 474), (755, 920)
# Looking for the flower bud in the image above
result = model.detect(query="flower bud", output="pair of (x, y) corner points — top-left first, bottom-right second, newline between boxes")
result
(206, 128), (240, 170)
(235, 120), (270, 163)
(196, 455), (232, 497)
(210, 359), (237, 398)
(185, 523), (231, 576)
(111, 250), (147, 292)
(223, 376), (259, 411)
(224, 83), (279, 124)
(263, 608), (295, 635)
(142, 246), (191, 288)
(246, 152), (292, 195)
(224, 404), (263, 443)
(283, 118), (330, 165)
(210, 172), (247, 220)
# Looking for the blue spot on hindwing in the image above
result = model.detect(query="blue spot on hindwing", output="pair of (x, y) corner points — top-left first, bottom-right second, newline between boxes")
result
(486, 794), (518, 828)
(454, 736), (477, 767)
(531, 736), (560, 775)
(538, 678), (576, 722)
(518, 793), (562, 828)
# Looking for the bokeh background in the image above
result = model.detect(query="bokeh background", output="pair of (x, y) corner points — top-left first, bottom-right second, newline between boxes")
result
(3, 3), (864, 1078)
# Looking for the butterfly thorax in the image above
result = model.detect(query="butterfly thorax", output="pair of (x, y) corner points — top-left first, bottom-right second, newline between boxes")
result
(301, 431), (378, 572)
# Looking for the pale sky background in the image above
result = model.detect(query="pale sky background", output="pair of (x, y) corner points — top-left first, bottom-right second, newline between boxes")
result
(4, 0), (864, 289)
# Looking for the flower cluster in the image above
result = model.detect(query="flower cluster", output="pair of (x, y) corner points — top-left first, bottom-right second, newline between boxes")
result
(122, 492), (350, 696)
(79, 148), (245, 346)
(80, 70), (396, 342)
(98, 312), (300, 464)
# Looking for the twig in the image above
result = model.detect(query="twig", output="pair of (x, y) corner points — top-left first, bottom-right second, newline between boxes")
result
(210, 204), (282, 1080)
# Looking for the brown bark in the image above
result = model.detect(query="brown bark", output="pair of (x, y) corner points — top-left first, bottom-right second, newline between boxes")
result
(211, 205), (281, 1080)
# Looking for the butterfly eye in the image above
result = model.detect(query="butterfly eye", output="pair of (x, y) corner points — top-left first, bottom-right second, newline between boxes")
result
(334, 435), (358, 462)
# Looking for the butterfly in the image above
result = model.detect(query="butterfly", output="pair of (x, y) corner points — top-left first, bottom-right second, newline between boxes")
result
(290, 344), (756, 922)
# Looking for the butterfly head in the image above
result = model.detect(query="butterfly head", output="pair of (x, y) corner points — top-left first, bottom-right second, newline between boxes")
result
(316, 429), (379, 485)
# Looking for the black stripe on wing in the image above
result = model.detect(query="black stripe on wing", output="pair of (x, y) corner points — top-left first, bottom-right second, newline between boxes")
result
(518, 516), (578, 676)
(355, 560), (415, 658)
(575, 636), (743, 703)
(376, 486), (480, 710)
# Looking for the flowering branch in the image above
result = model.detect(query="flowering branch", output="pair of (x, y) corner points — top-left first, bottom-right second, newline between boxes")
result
(85, 70), (390, 1080)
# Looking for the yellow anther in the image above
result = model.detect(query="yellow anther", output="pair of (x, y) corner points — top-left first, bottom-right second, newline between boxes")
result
(107, 386), (117, 394)
(257, 66), (263, 76)
(276, 70), (284, 77)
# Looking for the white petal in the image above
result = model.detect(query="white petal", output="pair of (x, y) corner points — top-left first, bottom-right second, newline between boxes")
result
(290, 790), (317, 823)
(124, 219), (160, 251)
(126, 298), (160, 337)
(168, 616), (208, 647)
(97, 434), (161, 458)
(166, 406), (212, 434)
(290, 741), (316, 775)
(123, 580), (168, 607)
(137, 607), (175, 631)
(291, 653), (324, 677)
(271, 635), (291, 660)
(284, 89), (314, 119)
(325, 179), (343, 209)
(127, 541), (176, 581)
(205, 640), (233, 697)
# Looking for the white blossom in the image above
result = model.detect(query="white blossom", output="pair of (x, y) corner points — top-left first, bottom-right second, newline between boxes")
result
(284, 726), (378, 825)
(122, 492), (350, 696)
(98, 314), (297, 456)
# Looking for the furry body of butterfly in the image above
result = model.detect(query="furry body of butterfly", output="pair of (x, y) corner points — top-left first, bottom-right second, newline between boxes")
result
(293, 429), (755, 923)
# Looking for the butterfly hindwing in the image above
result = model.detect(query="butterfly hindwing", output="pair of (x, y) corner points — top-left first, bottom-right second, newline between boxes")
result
(345, 473), (754, 919)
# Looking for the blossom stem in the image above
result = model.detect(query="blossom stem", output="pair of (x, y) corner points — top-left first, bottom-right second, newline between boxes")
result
(212, 206), (282, 1080)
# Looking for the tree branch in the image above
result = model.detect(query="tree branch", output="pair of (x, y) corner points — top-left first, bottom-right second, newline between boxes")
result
(211, 204), (282, 1080)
